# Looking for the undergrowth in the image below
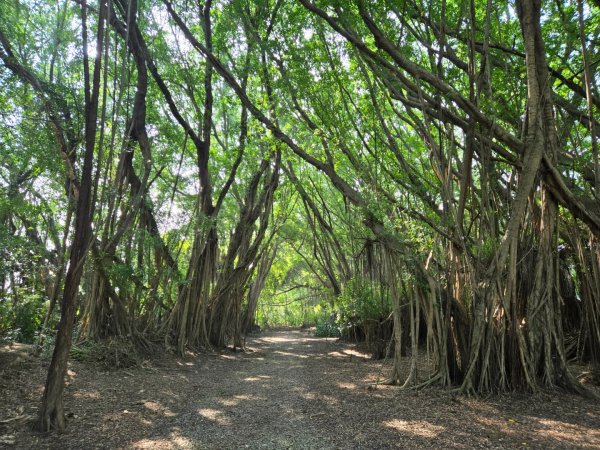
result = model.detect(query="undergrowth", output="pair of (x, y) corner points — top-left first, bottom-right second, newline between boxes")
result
(70, 337), (143, 369)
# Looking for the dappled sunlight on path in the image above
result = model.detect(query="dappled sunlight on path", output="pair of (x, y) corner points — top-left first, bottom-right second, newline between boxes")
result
(2, 330), (599, 449)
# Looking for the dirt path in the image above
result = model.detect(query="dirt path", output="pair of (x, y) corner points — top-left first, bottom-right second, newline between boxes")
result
(1, 329), (600, 449)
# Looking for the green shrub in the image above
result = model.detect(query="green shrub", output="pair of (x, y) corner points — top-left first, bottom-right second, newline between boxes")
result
(0, 291), (46, 343)
(335, 277), (391, 340)
(314, 305), (340, 337)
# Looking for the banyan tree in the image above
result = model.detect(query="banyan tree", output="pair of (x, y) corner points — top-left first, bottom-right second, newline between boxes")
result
(0, 0), (599, 432)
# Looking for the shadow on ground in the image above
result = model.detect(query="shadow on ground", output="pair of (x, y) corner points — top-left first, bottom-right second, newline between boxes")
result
(1, 330), (599, 449)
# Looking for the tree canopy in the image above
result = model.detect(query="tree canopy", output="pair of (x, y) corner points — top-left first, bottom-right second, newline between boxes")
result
(1, 0), (599, 431)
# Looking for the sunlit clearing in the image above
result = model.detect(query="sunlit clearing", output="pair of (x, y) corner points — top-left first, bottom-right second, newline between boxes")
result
(218, 394), (260, 407)
(274, 350), (308, 359)
(261, 336), (296, 343)
(142, 400), (177, 417)
(133, 435), (193, 449)
(244, 375), (271, 382)
(198, 408), (231, 426)
(176, 361), (195, 366)
(383, 419), (444, 438)
(536, 419), (600, 445)
(343, 349), (370, 358)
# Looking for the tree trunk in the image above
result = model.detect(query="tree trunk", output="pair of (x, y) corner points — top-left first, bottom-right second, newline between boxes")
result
(243, 245), (277, 333)
(36, 0), (105, 431)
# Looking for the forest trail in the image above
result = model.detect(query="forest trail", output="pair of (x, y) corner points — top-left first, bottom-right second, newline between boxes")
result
(2, 329), (600, 449)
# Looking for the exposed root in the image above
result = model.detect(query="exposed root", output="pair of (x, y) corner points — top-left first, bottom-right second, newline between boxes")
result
(405, 372), (444, 391)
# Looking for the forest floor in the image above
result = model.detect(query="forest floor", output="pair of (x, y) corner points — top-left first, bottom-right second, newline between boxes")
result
(1, 328), (600, 449)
